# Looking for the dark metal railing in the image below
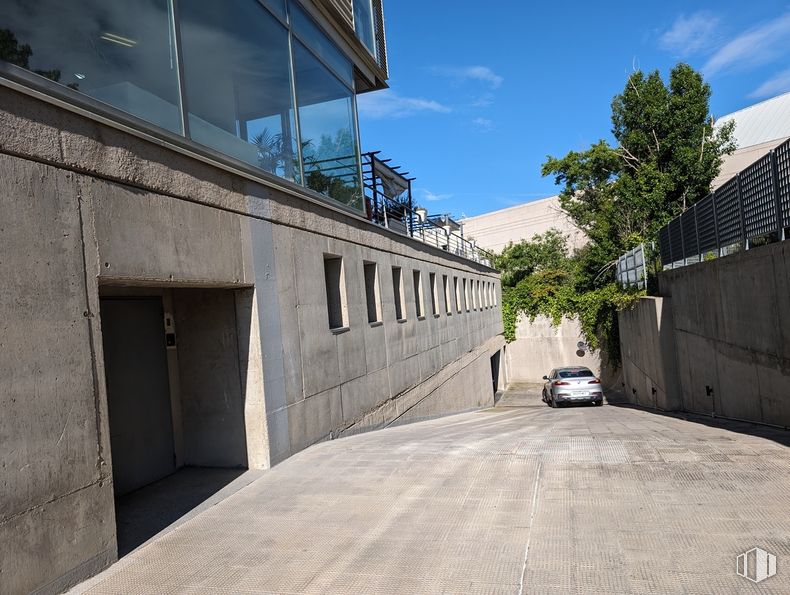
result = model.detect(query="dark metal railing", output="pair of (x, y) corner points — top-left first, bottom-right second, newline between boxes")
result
(362, 152), (494, 266)
(658, 137), (790, 267)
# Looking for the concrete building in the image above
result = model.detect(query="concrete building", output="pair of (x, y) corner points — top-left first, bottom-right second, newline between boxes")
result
(0, 2), (503, 593)
(461, 195), (586, 253)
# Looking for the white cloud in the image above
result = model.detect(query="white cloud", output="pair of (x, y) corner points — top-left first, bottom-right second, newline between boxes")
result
(420, 189), (452, 202)
(432, 66), (504, 88)
(659, 12), (720, 56)
(471, 117), (494, 133)
(750, 68), (790, 98)
(471, 93), (495, 108)
(357, 90), (451, 119)
(703, 12), (790, 76)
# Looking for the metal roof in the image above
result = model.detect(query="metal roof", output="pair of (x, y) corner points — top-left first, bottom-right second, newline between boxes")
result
(715, 90), (790, 149)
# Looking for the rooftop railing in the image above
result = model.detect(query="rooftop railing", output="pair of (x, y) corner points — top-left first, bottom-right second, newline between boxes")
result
(362, 152), (494, 267)
(658, 137), (790, 268)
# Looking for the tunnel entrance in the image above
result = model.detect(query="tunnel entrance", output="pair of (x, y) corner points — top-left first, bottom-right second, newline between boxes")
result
(490, 350), (502, 403)
(99, 287), (254, 555)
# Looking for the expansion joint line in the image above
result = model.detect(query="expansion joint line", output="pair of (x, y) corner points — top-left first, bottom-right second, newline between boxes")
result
(518, 422), (553, 595)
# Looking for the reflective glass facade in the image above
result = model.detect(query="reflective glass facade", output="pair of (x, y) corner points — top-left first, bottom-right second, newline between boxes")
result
(0, 0), (364, 211)
(353, 0), (376, 56)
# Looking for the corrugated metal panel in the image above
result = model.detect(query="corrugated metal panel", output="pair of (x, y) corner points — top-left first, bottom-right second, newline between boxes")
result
(715, 177), (742, 246)
(715, 91), (790, 149)
(668, 218), (683, 263)
(776, 140), (790, 229)
(695, 194), (717, 253)
(740, 153), (777, 239)
(325, 0), (353, 28)
(659, 225), (672, 265)
(681, 207), (698, 259)
(372, 0), (388, 75)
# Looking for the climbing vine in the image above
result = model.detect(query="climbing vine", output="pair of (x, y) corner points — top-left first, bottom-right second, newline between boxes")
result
(497, 231), (642, 367)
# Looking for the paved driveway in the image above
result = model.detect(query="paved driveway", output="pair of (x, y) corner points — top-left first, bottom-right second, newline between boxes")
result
(74, 384), (790, 594)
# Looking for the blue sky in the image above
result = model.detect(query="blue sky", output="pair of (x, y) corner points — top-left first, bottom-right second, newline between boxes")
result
(357, 1), (790, 218)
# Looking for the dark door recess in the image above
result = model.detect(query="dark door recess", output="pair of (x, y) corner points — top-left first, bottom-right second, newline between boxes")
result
(101, 298), (176, 496)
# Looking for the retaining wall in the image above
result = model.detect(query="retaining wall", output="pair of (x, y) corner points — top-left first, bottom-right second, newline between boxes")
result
(618, 241), (790, 426)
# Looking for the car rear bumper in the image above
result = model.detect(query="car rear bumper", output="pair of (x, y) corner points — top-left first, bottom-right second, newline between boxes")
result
(552, 390), (603, 403)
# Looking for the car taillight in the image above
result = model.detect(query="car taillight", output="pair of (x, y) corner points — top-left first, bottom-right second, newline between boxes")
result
(554, 381), (570, 386)
(588, 379), (601, 384)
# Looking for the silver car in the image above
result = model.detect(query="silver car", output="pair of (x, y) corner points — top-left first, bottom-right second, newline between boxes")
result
(542, 367), (604, 407)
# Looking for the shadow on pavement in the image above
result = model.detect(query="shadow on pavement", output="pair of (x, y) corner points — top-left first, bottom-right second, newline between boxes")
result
(115, 466), (247, 557)
(606, 400), (790, 448)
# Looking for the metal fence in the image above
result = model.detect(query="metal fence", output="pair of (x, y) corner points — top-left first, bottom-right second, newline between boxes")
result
(362, 152), (494, 267)
(658, 137), (790, 268)
(616, 244), (646, 289)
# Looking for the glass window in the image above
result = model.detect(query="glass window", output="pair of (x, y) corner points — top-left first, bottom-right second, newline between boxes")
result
(293, 40), (362, 210)
(289, 1), (353, 87)
(259, 0), (286, 22)
(0, 0), (182, 133)
(353, 0), (375, 55)
(179, 0), (300, 182)
(558, 369), (595, 378)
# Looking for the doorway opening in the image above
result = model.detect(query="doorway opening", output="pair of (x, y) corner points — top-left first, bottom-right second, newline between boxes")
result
(490, 350), (502, 404)
(100, 287), (254, 555)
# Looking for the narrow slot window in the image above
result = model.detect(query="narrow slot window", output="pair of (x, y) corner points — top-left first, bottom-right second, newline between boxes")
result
(443, 275), (452, 315)
(323, 254), (347, 330)
(429, 273), (439, 317)
(392, 266), (405, 321)
(463, 278), (470, 313)
(364, 261), (381, 324)
(413, 270), (424, 318)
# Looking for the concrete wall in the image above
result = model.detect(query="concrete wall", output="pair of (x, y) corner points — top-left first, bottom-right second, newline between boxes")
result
(618, 298), (681, 411)
(505, 315), (601, 382)
(618, 242), (790, 426)
(172, 289), (249, 469)
(0, 83), (503, 593)
(0, 154), (116, 595)
(462, 199), (595, 385)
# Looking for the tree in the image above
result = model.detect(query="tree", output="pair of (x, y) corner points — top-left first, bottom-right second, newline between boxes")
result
(500, 64), (733, 365)
(542, 63), (735, 277)
(0, 28), (64, 85)
(494, 229), (570, 287)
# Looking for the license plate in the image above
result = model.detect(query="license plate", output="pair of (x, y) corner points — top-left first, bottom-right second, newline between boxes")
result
(572, 392), (588, 398)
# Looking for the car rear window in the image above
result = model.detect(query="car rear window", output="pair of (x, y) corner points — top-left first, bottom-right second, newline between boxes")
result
(558, 369), (594, 378)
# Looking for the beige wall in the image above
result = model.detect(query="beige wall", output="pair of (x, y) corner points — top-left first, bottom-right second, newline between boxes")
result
(711, 137), (789, 190)
(505, 316), (601, 383)
(461, 196), (586, 254)
(0, 84), (502, 593)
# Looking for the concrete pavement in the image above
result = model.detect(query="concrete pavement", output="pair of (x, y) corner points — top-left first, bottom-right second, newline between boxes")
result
(72, 384), (790, 594)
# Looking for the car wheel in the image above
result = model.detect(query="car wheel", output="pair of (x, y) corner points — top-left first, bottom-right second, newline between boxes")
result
(595, 400), (603, 406)
(550, 396), (558, 408)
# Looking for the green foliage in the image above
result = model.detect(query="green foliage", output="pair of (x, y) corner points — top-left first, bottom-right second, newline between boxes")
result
(303, 129), (362, 209)
(0, 28), (63, 84)
(498, 229), (641, 364)
(500, 64), (731, 366)
(494, 229), (570, 287)
(542, 63), (735, 263)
